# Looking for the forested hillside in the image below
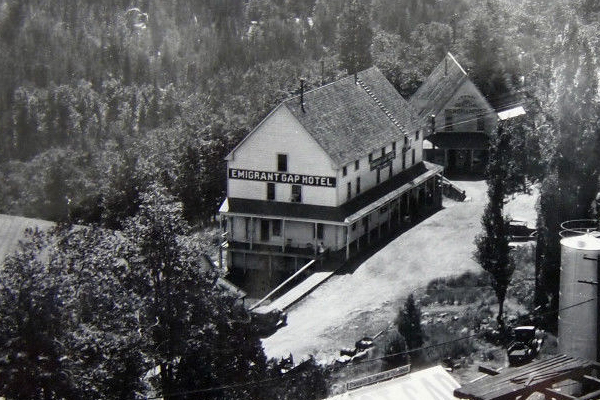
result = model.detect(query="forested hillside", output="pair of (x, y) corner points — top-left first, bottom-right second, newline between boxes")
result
(0, 0), (519, 227)
(0, 0), (599, 320)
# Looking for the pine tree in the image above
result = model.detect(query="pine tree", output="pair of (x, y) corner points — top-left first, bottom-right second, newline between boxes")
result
(474, 122), (513, 326)
(338, 0), (373, 75)
(396, 294), (424, 352)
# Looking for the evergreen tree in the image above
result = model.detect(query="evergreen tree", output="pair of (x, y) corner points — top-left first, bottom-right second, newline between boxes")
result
(396, 294), (424, 354)
(474, 122), (513, 326)
(338, 0), (373, 75)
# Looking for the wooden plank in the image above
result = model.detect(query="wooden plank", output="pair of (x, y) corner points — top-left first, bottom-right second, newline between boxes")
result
(583, 375), (600, 387)
(577, 388), (600, 400)
(541, 388), (576, 400)
(455, 355), (593, 400)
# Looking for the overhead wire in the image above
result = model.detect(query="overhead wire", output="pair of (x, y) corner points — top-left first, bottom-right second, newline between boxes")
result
(145, 297), (596, 399)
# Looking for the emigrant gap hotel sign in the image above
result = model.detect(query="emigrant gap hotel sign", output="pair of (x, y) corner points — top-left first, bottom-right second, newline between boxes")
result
(229, 168), (336, 187)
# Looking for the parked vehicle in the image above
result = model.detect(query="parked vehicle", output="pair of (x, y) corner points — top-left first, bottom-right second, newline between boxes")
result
(251, 307), (287, 337)
(507, 326), (543, 366)
(507, 219), (537, 241)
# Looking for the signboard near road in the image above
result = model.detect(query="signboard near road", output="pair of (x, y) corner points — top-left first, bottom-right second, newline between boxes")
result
(346, 364), (411, 390)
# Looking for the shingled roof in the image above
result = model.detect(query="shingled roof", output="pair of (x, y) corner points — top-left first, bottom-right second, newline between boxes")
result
(231, 67), (416, 168)
(410, 52), (470, 119)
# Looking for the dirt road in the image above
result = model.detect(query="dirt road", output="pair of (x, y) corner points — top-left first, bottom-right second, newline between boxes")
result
(262, 180), (538, 363)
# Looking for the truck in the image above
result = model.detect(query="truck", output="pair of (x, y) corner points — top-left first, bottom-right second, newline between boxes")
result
(507, 326), (544, 366)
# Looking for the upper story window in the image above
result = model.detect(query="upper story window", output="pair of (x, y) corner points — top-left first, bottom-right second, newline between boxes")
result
(272, 219), (282, 236)
(342, 166), (347, 177)
(392, 142), (396, 152)
(267, 182), (275, 200)
(416, 130), (420, 140)
(347, 182), (352, 200)
(356, 177), (361, 194)
(381, 147), (385, 157)
(291, 184), (302, 203)
(355, 160), (359, 171)
(369, 153), (373, 162)
(412, 149), (416, 165)
(277, 154), (288, 172)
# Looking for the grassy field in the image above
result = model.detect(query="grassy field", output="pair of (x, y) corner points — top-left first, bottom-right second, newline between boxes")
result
(0, 214), (54, 265)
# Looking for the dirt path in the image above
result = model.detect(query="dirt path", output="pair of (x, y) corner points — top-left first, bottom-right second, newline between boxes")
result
(261, 180), (538, 364)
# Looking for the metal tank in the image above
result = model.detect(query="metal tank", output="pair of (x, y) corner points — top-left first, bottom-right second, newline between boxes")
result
(558, 232), (600, 360)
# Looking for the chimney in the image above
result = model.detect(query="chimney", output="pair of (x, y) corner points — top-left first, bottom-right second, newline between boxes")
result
(300, 78), (305, 113)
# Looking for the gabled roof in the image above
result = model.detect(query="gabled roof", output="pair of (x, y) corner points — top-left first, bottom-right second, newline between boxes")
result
(410, 52), (471, 118)
(228, 67), (419, 168)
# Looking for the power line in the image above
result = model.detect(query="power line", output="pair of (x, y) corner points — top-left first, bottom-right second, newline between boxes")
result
(145, 297), (596, 399)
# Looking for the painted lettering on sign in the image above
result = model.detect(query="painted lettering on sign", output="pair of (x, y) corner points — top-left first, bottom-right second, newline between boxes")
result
(229, 168), (336, 187)
(370, 151), (396, 171)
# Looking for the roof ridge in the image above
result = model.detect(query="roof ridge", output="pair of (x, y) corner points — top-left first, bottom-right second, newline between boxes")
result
(356, 78), (406, 134)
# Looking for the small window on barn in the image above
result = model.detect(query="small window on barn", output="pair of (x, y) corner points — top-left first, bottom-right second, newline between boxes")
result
(291, 184), (302, 203)
(477, 115), (485, 131)
(277, 154), (288, 172)
(267, 182), (275, 200)
(445, 110), (453, 132)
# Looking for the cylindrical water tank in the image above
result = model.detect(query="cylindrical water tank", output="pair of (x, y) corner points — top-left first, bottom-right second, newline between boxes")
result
(558, 234), (600, 360)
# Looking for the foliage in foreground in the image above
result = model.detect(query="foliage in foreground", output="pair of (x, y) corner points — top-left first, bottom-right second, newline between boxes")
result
(0, 185), (327, 400)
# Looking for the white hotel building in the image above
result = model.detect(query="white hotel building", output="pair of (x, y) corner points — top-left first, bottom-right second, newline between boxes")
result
(219, 67), (443, 290)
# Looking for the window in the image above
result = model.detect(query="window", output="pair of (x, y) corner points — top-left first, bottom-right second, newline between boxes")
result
(342, 166), (347, 176)
(355, 160), (360, 171)
(445, 110), (453, 132)
(392, 142), (396, 152)
(291, 184), (302, 202)
(347, 182), (352, 200)
(316, 223), (324, 240)
(402, 152), (406, 169)
(477, 115), (485, 131)
(416, 130), (420, 140)
(412, 149), (416, 165)
(404, 136), (409, 147)
(352, 222), (357, 231)
(381, 147), (385, 157)
(272, 219), (281, 236)
(376, 168), (380, 184)
(389, 163), (393, 178)
(356, 177), (361, 194)
(277, 154), (287, 172)
(267, 182), (275, 200)
(369, 153), (373, 162)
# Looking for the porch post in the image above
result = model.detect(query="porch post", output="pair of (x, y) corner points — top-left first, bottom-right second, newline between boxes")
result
(314, 222), (318, 256)
(345, 225), (351, 260)
(249, 217), (254, 250)
(281, 219), (286, 252)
